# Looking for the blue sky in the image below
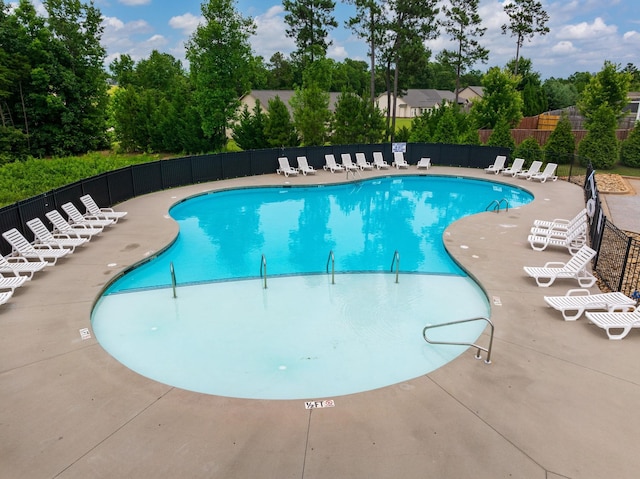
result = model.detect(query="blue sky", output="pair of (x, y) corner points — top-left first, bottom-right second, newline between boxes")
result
(86, 0), (640, 80)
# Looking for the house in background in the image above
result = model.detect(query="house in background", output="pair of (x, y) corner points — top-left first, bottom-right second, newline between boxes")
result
(456, 86), (484, 104)
(239, 90), (342, 115)
(375, 89), (459, 118)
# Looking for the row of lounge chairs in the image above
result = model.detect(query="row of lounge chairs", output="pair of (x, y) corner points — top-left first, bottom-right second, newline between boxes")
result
(0, 194), (127, 307)
(521, 209), (639, 339)
(485, 156), (558, 183)
(276, 152), (431, 177)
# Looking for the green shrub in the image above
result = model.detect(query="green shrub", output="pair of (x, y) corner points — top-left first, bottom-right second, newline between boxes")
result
(513, 137), (543, 167)
(544, 113), (575, 164)
(620, 123), (640, 168)
(577, 105), (618, 169)
(486, 116), (515, 150)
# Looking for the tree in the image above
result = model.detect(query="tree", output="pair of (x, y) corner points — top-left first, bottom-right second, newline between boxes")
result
(231, 101), (268, 150)
(501, 0), (549, 76)
(507, 57), (547, 116)
(264, 96), (299, 148)
(332, 91), (385, 144)
(0, 0), (110, 157)
(544, 113), (575, 165)
(346, 0), (385, 104)
(109, 54), (136, 87)
(383, 0), (439, 141)
(265, 52), (298, 90)
(486, 115), (515, 149)
(470, 67), (523, 129)
(577, 104), (618, 169)
(439, 0), (488, 104)
(543, 78), (579, 111)
(110, 51), (213, 154)
(290, 81), (331, 146)
(619, 122), (640, 168)
(186, 0), (255, 150)
(283, 0), (337, 64)
(578, 61), (631, 126)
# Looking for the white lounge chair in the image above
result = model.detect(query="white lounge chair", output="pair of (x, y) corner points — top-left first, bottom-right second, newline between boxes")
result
(392, 151), (409, 169)
(372, 152), (389, 169)
(46, 209), (103, 239)
(527, 223), (587, 254)
(516, 160), (543, 179)
(529, 162), (558, 183)
(276, 157), (299, 177)
(61, 202), (115, 228)
(0, 254), (47, 279)
(416, 157), (431, 169)
(340, 153), (360, 172)
(26, 218), (88, 253)
(2, 228), (71, 265)
(501, 158), (525, 176)
(585, 307), (640, 340)
(484, 155), (506, 174)
(0, 290), (12, 306)
(323, 154), (345, 173)
(532, 208), (588, 233)
(80, 194), (128, 223)
(355, 153), (373, 170)
(523, 245), (597, 287)
(544, 289), (637, 321)
(0, 271), (27, 293)
(296, 156), (316, 175)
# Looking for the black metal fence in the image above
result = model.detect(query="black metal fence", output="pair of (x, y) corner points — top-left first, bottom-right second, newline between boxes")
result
(584, 165), (640, 296)
(0, 143), (510, 256)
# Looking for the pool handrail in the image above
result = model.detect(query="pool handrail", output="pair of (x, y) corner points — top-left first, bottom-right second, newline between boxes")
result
(390, 250), (400, 283)
(485, 198), (510, 213)
(422, 316), (494, 364)
(326, 250), (335, 284)
(170, 262), (177, 298)
(259, 254), (267, 289)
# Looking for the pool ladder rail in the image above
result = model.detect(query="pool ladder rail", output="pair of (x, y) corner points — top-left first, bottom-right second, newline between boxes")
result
(259, 254), (267, 289)
(422, 316), (494, 364)
(326, 250), (335, 284)
(485, 198), (510, 213)
(390, 250), (400, 283)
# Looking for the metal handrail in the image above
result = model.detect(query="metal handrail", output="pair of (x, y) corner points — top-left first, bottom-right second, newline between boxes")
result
(485, 198), (510, 213)
(259, 254), (267, 289)
(170, 261), (177, 298)
(390, 250), (400, 283)
(422, 316), (494, 364)
(326, 250), (335, 284)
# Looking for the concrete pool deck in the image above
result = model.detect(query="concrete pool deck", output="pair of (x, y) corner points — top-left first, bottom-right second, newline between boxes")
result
(2, 167), (639, 478)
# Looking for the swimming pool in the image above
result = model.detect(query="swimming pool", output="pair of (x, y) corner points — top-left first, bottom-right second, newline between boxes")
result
(92, 175), (533, 399)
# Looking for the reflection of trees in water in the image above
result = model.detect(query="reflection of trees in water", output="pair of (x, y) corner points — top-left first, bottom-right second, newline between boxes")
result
(339, 181), (425, 272)
(192, 191), (264, 277)
(288, 191), (332, 274)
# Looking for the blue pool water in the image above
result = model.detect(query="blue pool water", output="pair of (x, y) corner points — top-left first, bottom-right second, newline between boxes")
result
(106, 176), (532, 293)
(92, 175), (533, 399)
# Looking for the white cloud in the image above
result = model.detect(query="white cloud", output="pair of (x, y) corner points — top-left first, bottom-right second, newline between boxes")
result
(251, 6), (296, 59)
(557, 17), (617, 40)
(327, 44), (348, 61)
(169, 13), (202, 35)
(550, 41), (577, 55)
(118, 0), (151, 6)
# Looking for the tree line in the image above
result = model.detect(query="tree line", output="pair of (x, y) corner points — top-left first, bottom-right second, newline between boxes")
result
(1, 0), (639, 169)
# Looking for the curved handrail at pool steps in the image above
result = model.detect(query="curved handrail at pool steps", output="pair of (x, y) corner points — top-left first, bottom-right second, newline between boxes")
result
(485, 198), (510, 213)
(423, 316), (494, 364)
